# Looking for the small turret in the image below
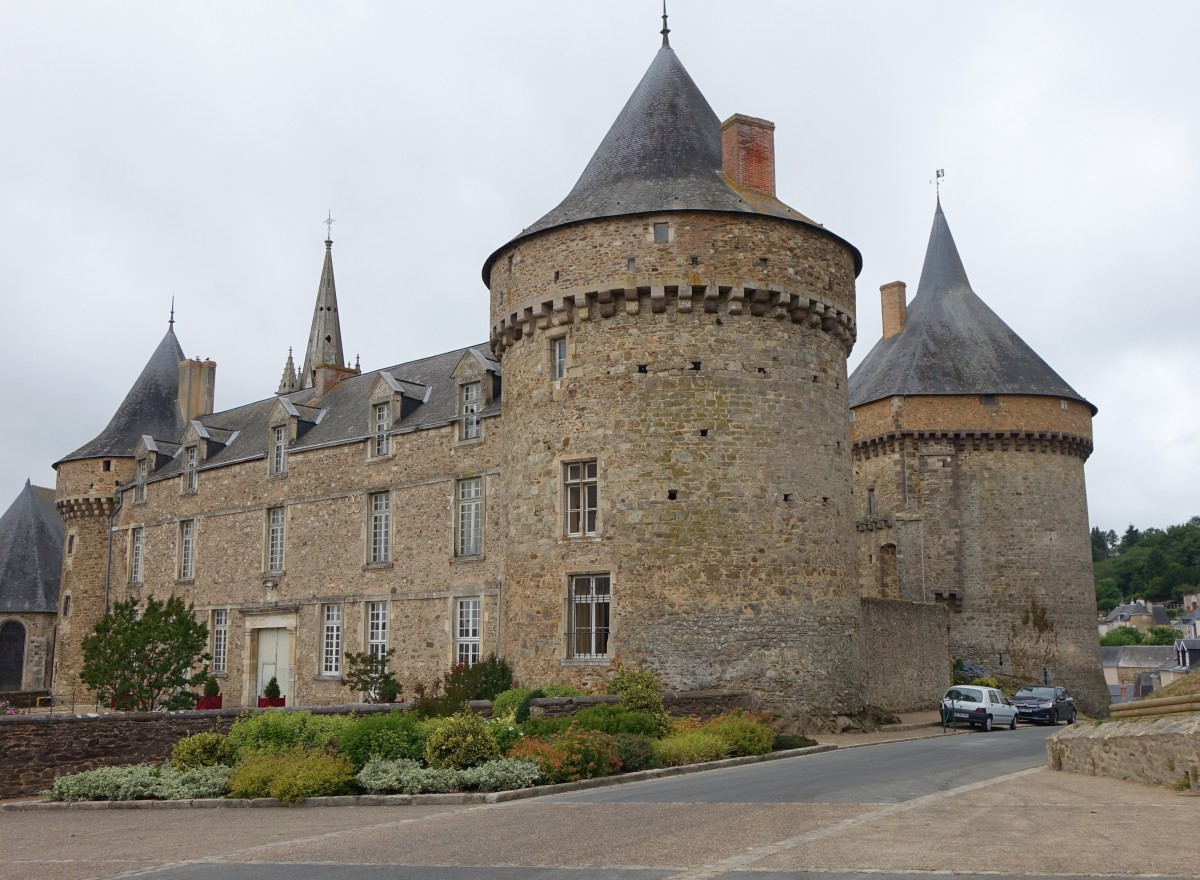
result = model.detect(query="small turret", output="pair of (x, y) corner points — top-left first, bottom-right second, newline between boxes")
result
(277, 347), (298, 395)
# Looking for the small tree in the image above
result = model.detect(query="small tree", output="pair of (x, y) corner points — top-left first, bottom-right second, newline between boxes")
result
(1099, 625), (1144, 646)
(80, 595), (209, 711)
(1143, 625), (1182, 646)
(343, 648), (402, 703)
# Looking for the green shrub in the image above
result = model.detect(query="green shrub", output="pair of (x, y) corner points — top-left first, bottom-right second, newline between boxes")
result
(702, 712), (774, 757)
(491, 687), (535, 723)
(226, 710), (351, 759)
(507, 727), (620, 783)
(613, 733), (662, 772)
(607, 666), (671, 736)
(412, 655), (516, 718)
(970, 676), (1003, 690)
(488, 717), (523, 754)
(424, 711), (500, 769)
(171, 732), (235, 770)
(469, 655), (514, 701)
(772, 733), (817, 751)
(338, 710), (428, 770)
(654, 731), (728, 767)
(47, 763), (230, 802)
(228, 747), (355, 801)
(263, 676), (281, 699)
(458, 758), (542, 792)
(342, 648), (403, 703)
(570, 704), (663, 737)
(357, 758), (459, 794)
(519, 714), (572, 739)
(203, 676), (220, 697)
(300, 713), (354, 749)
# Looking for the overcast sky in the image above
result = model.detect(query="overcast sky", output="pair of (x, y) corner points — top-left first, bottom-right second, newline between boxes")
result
(2, 1), (1197, 533)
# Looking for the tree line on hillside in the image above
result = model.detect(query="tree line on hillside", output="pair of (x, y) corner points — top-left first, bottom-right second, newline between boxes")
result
(1092, 516), (1200, 613)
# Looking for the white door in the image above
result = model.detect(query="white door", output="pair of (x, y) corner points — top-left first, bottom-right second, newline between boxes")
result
(257, 628), (290, 698)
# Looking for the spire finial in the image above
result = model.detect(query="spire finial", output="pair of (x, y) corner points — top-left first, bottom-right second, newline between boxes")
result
(324, 210), (335, 244)
(660, 0), (670, 47)
(930, 168), (945, 202)
(169, 296), (175, 331)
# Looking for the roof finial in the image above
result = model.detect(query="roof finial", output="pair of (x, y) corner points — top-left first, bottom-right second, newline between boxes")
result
(660, 0), (670, 47)
(169, 296), (175, 331)
(324, 209), (335, 244)
(930, 168), (945, 206)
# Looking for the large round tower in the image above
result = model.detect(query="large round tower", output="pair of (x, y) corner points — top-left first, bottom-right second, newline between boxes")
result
(849, 200), (1109, 715)
(484, 33), (865, 716)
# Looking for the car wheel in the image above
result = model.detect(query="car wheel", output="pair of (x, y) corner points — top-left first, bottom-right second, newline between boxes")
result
(983, 715), (993, 732)
(1068, 709), (1076, 724)
(1049, 709), (1059, 726)
(1009, 714), (1017, 730)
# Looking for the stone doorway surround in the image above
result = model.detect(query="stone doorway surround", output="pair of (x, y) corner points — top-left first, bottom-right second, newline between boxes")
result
(241, 611), (297, 707)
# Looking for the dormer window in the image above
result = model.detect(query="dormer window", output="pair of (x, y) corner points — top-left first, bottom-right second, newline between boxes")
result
(373, 402), (391, 457)
(135, 458), (147, 502)
(460, 382), (481, 441)
(183, 446), (198, 493)
(271, 425), (287, 475)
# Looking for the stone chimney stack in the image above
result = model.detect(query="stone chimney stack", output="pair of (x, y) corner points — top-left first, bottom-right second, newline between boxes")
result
(313, 363), (358, 399)
(720, 114), (776, 196)
(880, 281), (908, 340)
(178, 358), (216, 422)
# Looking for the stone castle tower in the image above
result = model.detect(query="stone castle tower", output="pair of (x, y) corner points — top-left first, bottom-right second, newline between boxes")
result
(848, 199), (1109, 714)
(484, 32), (866, 716)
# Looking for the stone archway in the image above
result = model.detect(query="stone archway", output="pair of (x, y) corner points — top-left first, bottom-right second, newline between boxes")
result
(0, 621), (26, 690)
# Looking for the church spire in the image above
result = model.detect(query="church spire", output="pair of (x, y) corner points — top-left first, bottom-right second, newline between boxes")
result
(277, 347), (298, 395)
(300, 234), (345, 390)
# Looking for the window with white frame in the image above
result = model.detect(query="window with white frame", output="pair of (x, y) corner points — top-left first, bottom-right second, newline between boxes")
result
(552, 337), (568, 380)
(367, 601), (388, 658)
(270, 425), (287, 475)
(565, 460), (598, 537)
(130, 526), (144, 584)
(266, 507), (285, 572)
(369, 491), (391, 564)
(456, 598), (481, 665)
(456, 477), (483, 557)
(183, 446), (197, 493)
(135, 458), (147, 502)
(179, 520), (196, 581)
(568, 573), (610, 659)
(373, 402), (391, 457)
(211, 609), (228, 674)
(322, 604), (342, 675)
(460, 382), (481, 440)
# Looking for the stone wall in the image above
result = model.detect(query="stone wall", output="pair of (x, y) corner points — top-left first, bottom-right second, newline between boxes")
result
(0, 611), (55, 692)
(1046, 717), (1200, 789)
(860, 598), (950, 711)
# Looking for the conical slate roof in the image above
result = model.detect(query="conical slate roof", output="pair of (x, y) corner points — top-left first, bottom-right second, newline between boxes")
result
(849, 200), (1095, 413)
(483, 42), (858, 282)
(57, 328), (187, 465)
(300, 240), (344, 389)
(0, 481), (64, 613)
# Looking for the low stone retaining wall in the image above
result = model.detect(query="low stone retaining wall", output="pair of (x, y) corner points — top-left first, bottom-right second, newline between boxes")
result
(1046, 716), (1200, 789)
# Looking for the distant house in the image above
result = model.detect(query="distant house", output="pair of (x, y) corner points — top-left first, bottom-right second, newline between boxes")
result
(1179, 607), (1200, 640)
(1158, 639), (1200, 689)
(1100, 646), (1177, 702)
(1098, 601), (1174, 636)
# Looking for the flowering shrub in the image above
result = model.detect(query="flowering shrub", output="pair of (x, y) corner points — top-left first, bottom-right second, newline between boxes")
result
(48, 764), (230, 802)
(1, 699), (22, 715)
(424, 710), (500, 769)
(507, 727), (621, 783)
(953, 660), (986, 684)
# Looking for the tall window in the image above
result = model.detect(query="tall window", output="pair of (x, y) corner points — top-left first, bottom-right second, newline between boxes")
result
(456, 477), (483, 557)
(183, 446), (197, 493)
(267, 507), (285, 572)
(369, 492), (391, 564)
(456, 598), (481, 665)
(135, 458), (147, 502)
(867, 488), (877, 516)
(460, 382), (481, 440)
(568, 573), (611, 659)
(552, 337), (568, 380)
(565, 460), (598, 537)
(179, 520), (196, 581)
(130, 526), (144, 584)
(271, 425), (287, 475)
(367, 601), (388, 657)
(322, 604), (342, 675)
(373, 402), (391, 457)
(211, 609), (228, 674)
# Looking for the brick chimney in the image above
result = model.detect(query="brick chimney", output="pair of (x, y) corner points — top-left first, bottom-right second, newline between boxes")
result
(880, 282), (908, 340)
(313, 363), (358, 398)
(721, 114), (776, 196)
(178, 358), (216, 422)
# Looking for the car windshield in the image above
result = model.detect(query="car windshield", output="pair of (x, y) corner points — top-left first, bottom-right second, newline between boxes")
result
(1014, 686), (1055, 699)
(945, 687), (982, 703)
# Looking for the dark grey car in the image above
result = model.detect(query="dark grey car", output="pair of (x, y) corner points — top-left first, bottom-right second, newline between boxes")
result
(1012, 685), (1076, 725)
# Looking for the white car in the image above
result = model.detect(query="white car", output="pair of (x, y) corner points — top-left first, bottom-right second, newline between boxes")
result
(941, 685), (1018, 731)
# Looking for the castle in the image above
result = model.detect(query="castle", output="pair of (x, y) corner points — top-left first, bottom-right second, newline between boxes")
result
(0, 23), (1110, 719)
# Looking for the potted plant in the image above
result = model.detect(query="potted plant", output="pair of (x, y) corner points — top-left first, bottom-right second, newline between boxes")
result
(196, 675), (222, 710)
(257, 675), (285, 708)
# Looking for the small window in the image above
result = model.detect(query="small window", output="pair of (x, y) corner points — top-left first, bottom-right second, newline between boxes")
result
(456, 477), (483, 557)
(67, 534), (75, 556)
(369, 492), (391, 564)
(867, 488), (877, 516)
(102, 460), (112, 472)
(552, 337), (568, 381)
(460, 382), (481, 441)
(211, 609), (228, 674)
(266, 507), (285, 572)
(183, 446), (198, 493)
(627, 257), (637, 272)
(456, 598), (481, 666)
(980, 394), (998, 407)
(653, 222), (669, 243)
(367, 601), (388, 658)
(179, 520), (196, 581)
(130, 526), (144, 584)
(271, 426), (287, 475)
(62, 594), (72, 617)
(568, 573), (611, 658)
(322, 604), (342, 675)
(373, 403), (391, 457)
(135, 458), (147, 502)
(565, 460), (598, 537)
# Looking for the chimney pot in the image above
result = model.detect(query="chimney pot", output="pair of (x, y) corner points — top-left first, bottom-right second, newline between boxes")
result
(721, 114), (776, 197)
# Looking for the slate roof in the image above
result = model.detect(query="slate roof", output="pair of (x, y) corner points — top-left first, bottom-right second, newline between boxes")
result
(0, 481), (64, 613)
(849, 200), (1095, 413)
(57, 328), (187, 466)
(141, 344), (499, 484)
(1101, 602), (1172, 627)
(482, 43), (859, 282)
(1099, 646), (1177, 669)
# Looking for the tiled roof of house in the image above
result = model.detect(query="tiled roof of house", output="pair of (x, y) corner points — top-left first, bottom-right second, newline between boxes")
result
(0, 481), (64, 613)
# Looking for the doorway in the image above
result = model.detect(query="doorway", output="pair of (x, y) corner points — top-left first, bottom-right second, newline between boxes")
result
(0, 621), (25, 690)
(256, 627), (290, 699)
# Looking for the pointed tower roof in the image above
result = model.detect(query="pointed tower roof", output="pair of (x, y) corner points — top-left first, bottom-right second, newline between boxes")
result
(0, 480), (65, 613)
(483, 34), (859, 282)
(277, 347), (299, 395)
(849, 200), (1095, 413)
(300, 239), (345, 390)
(57, 327), (188, 466)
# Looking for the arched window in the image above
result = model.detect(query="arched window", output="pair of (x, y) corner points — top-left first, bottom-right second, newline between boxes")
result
(0, 621), (26, 691)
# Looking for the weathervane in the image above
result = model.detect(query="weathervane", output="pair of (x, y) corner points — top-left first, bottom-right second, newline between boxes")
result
(930, 168), (945, 195)
(324, 210), (335, 241)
